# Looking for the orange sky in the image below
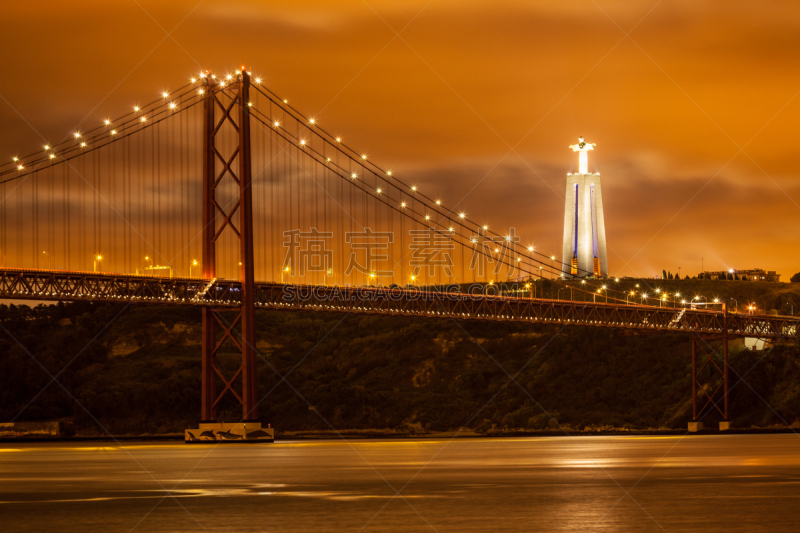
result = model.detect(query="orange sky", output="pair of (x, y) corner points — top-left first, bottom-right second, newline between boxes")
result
(1, 0), (799, 278)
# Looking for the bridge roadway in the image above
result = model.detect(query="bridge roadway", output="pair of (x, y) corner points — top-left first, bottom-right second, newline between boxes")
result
(1, 268), (797, 340)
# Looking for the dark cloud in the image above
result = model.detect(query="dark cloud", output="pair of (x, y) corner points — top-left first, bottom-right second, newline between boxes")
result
(1, 1), (799, 278)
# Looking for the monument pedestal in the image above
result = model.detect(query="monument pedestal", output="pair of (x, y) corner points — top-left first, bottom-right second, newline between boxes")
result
(185, 422), (274, 443)
(688, 421), (703, 432)
(719, 421), (731, 431)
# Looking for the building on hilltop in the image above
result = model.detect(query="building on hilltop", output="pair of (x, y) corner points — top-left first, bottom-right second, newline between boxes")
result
(701, 268), (780, 282)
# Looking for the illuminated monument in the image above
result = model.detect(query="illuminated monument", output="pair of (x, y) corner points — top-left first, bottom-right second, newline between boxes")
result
(561, 137), (608, 278)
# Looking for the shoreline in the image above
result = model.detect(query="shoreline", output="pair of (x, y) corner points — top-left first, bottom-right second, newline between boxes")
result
(2, 426), (798, 443)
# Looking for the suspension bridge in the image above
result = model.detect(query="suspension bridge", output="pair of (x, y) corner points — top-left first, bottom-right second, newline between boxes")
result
(1, 68), (796, 437)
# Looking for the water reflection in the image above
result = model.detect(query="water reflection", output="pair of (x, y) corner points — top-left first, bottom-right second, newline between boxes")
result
(1, 435), (800, 532)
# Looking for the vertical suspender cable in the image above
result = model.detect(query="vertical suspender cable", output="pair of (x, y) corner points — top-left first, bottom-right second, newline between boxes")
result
(34, 167), (39, 268)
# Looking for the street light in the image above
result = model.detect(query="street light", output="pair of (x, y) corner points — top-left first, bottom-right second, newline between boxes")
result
(281, 266), (290, 283)
(786, 302), (794, 316)
(641, 293), (648, 305)
(601, 284), (607, 303)
(523, 282), (529, 296)
(190, 259), (198, 277)
(42, 251), (50, 270)
(626, 290), (635, 305)
(145, 256), (153, 269)
(730, 298), (737, 313)
(93, 254), (102, 272)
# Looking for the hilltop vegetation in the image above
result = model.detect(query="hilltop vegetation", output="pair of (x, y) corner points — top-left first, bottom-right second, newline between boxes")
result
(1, 280), (799, 436)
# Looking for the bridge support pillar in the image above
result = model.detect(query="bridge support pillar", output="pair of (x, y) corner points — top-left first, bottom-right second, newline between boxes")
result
(200, 308), (216, 422)
(690, 305), (730, 432)
(691, 338), (697, 423)
(194, 67), (261, 433)
(238, 68), (258, 422)
(719, 310), (731, 431)
(200, 74), (217, 424)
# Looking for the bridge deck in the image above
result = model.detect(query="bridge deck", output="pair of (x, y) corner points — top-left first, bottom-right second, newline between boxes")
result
(1, 268), (797, 340)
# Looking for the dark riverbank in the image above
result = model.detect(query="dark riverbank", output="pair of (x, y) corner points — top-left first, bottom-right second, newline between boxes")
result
(2, 286), (799, 436)
(4, 426), (800, 444)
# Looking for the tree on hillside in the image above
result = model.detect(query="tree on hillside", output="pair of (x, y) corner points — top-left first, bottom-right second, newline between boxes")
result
(662, 269), (667, 279)
(792, 272), (800, 283)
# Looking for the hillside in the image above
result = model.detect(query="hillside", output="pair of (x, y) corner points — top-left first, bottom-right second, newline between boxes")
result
(1, 280), (799, 436)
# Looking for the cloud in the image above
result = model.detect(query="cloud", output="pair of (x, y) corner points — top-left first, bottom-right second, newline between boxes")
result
(2, 0), (800, 280)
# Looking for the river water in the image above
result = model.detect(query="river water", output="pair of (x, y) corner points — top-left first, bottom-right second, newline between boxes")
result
(1, 434), (799, 532)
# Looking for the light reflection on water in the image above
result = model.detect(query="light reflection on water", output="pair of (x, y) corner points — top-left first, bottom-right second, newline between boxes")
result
(1, 435), (800, 532)
(0, 484), (419, 504)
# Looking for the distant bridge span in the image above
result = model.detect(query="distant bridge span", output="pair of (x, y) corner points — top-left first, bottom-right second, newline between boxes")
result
(2, 268), (797, 341)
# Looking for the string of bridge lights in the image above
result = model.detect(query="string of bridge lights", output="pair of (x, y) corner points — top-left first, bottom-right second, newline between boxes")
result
(2, 67), (696, 308)
(241, 101), (555, 287)
(3, 67), (556, 284)
(240, 76), (577, 283)
(1, 270), (761, 326)
(243, 85), (705, 308)
(230, 70), (657, 303)
(0, 82), (200, 182)
(249, 78), (548, 265)
(268, 111), (700, 306)
(240, 97), (564, 288)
